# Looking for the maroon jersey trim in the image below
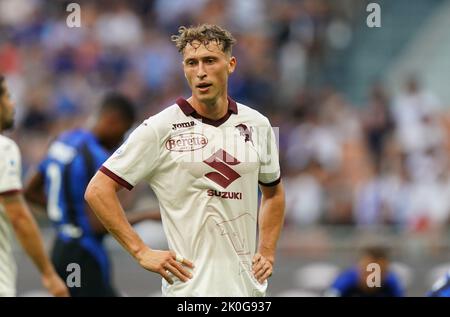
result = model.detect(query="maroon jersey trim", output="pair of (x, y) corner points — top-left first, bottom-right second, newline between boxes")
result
(100, 166), (134, 191)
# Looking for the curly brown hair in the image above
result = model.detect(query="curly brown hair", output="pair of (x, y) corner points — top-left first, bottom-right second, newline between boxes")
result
(171, 24), (236, 55)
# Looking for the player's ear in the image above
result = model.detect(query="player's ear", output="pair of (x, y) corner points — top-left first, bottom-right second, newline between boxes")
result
(228, 56), (237, 75)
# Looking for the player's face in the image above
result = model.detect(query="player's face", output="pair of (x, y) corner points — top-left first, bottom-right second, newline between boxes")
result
(0, 82), (15, 131)
(183, 40), (236, 105)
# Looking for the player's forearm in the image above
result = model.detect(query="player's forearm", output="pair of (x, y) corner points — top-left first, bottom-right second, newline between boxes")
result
(85, 180), (147, 260)
(24, 172), (47, 207)
(257, 185), (285, 263)
(5, 197), (55, 276)
(23, 188), (47, 207)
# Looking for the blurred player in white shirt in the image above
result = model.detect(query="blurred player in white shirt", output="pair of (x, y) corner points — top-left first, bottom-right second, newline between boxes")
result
(0, 75), (68, 297)
(85, 24), (285, 296)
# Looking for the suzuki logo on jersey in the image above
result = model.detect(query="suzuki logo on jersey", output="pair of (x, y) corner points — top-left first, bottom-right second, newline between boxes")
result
(172, 121), (196, 130)
(235, 124), (254, 145)
(203, 149), (241, 188)
(207, 190), (243, 200)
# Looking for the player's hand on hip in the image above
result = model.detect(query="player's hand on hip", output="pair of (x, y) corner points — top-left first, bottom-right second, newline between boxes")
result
(41, 271), (70, 297)
(252, 253), (273, 284)
(137, 248), (194, 285)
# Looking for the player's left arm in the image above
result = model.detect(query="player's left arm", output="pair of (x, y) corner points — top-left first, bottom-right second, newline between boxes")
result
(0, 193), (69, 296)
(253, 181), (285, 283)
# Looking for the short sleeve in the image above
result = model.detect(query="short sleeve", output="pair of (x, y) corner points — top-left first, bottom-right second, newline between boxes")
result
(258, 118), (281, 186)
(0, 141), (23, 194)
(101, 119), (160, 190)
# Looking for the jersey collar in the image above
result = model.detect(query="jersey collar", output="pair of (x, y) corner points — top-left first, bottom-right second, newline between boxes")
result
(176, 97), (238, 127)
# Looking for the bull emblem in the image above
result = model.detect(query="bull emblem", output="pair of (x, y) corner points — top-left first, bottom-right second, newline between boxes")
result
(235, 124), (254, 145)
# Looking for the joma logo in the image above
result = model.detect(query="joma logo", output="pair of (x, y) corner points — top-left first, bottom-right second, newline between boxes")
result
(203, 149), (241, 188)
(172, 121), (196, 130)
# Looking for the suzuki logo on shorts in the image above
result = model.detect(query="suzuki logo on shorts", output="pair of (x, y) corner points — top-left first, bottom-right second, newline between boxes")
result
(204, 149), (241, 188)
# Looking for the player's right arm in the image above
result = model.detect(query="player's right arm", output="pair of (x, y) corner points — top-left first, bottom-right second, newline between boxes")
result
(24, 171), (47, 208)
(84, 203), (161, 235)
(24, 167), (160, 234)
(85, 171), (193, 284)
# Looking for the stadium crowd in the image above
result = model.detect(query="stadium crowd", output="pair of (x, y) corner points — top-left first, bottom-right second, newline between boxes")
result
(1, 0), (450, 235)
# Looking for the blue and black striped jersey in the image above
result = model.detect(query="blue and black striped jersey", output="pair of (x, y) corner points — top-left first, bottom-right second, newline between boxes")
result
(38, 129), (111, 277)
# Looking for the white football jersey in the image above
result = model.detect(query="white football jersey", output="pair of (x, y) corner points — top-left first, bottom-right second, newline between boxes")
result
(0, 135), (22, 296)
(102, 97), (280, 296)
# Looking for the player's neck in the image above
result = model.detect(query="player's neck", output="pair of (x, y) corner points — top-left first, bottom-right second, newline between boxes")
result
(188, 95), (228, 121)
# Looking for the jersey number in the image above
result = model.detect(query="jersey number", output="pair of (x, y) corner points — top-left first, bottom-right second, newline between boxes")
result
(46, 163), (63, 221)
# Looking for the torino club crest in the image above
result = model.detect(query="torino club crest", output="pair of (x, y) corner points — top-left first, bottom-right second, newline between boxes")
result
(235, 124), (254, 145)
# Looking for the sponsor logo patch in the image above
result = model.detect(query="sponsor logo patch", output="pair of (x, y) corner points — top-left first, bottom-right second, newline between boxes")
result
(172, 121), (196, 130)
(207, 189), (243, 200)
(165, 133), (208, 152)
(203, 149), (241, 188)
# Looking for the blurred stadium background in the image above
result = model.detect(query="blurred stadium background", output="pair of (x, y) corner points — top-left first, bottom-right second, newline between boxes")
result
(2, 0), (450, 296)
